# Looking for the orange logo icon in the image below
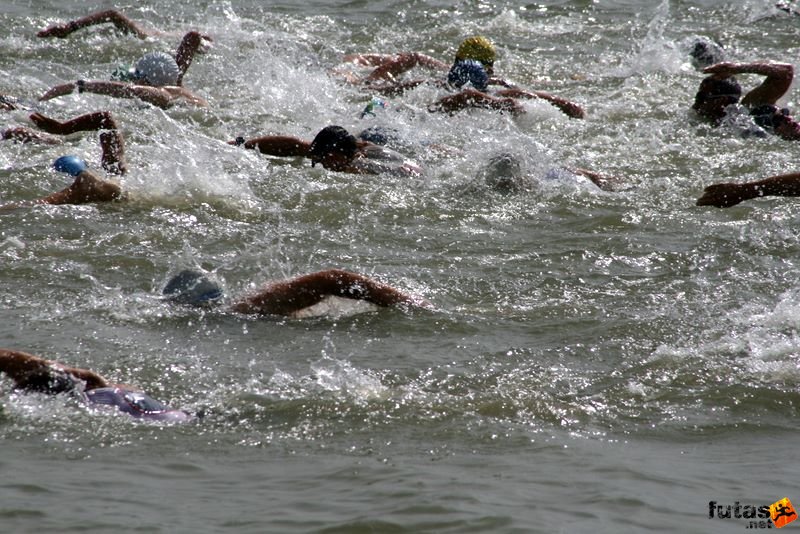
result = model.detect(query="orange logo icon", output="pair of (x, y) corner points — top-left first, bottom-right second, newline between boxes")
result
(770, 498), (798, 529)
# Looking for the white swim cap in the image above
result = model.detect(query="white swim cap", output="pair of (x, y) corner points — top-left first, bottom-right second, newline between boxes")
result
(133, 52), (180, 86)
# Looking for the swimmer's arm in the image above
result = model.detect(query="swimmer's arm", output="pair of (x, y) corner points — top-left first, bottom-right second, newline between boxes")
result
(174, 31), (212, 86)
(37, 9), (153, 39)
(57, 366), (110, 390)
(704, 62), (793, 107)
(38, 170), (123, 205)
(29, 111), (119, 134)
(231, 135), (311, 157)
(495, 88), (585, 119)
(564, 167), (620, 192)
(230, 269), (429, 315)
(39, 81), (174, 109)
(0, 349), (52, 386)
(775, 116), (800, 141)
(1, 127), (62, 145)
(365, 52), (449, 83)
(696, 173), (800, 208)
(28, 112), (127, 175)
(428, 88), (524, 115)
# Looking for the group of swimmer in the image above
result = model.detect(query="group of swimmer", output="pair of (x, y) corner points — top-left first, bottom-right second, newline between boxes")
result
(2, 8), (800, 422)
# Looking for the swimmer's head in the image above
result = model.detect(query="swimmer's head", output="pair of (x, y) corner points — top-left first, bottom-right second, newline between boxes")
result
(309, 125), (358, 170)
(132, 52), (180, 87)
(693, 76), (742, 122)
(481, 152), (525, 193)
(455, 36), (496, 74)
(357, 125), (400, 146)
(84, 387), (192, 423)
(162, 269), (223, 307)
(688, 37), (726, 71)
(447, 60), (489, 92)
(53, 155), (88, 177)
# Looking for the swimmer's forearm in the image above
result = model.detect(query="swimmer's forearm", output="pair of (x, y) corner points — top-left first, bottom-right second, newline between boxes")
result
(752, 173), (800, 198)
(242, 136), (311, 157)
(38, 10), (151, 39)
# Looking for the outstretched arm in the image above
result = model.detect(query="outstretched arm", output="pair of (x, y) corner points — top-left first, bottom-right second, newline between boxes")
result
(564, 167), (621, 191)
(230, 135), (311, 157)
(37, 9), (153, 39)
(703, 62), (793, 107)
(1, 127), (62, 144)
(428, 88), (524, 115)
(39, 80), (199, 109)
(697, 172), (800, 208)
(0, 349), (109, 391)
(495, 88), (585, 119)
(358, 52), (449, 83)
(230, 269), (429, 316)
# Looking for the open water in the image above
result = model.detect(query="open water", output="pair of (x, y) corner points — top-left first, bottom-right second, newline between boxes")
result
(1, 0), (800, 532)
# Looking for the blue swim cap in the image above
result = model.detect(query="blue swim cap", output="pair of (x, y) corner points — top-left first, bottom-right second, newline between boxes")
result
(53, 155), (88, 177)
(84, 387), (192, 423)
(447, 59), (489, 92)
(162, 269), (223, 306)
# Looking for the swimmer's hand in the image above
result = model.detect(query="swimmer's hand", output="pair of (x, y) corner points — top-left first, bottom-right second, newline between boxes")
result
(696, 183), (752, 208)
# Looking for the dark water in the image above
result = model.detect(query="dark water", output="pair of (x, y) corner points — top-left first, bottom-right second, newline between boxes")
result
(1, 0), (800, 532)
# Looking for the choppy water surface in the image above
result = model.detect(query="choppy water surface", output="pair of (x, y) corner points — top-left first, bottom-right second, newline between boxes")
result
(1, 1), (800, 532)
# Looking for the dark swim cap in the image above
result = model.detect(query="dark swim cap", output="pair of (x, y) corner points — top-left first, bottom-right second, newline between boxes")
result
(447, 60), (489, 92)
(694, 76), (742, 108)
(689, 37), (726, 70)
(162, 269), (223, 307)
(84, 387), (192, 423)
(308, 126), (358, 167)
(357, 125), (401, 146)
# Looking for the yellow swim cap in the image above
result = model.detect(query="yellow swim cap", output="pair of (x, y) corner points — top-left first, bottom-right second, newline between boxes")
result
(455, 36), (496, 66)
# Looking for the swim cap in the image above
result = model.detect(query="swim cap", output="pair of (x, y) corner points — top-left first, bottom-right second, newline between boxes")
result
(360, 96), (388, 119)
(308, 126), (358, 167)
(482, 152), (524, 192)
(53, 155), (88, 177)
(689, 37), (726, 70)
(455, 36), (496, 67)
(447, 60), (489, 92)
(357, 125), (401, 146)
(133, 52), (180, 87)
(84, 387), (192, 422)
(162, 269), (223, 307)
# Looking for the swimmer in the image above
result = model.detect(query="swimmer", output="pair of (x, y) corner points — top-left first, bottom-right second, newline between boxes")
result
(162, 268), (431, 317)
(0, 155), (124, 211)
(231, 125), (424, 177)
(477, 151), (623, 193)
(693, 61), (800, 140)
(696, 172), (800, 208)
(37, 9), (211, 87)
(343, 36), (584, 118)
(2, 111), (127, 174)
(0, 349), (192, 423)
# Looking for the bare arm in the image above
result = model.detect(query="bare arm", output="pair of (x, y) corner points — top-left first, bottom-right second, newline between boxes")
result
(428, 88), (524, 115)
(174, 31), (212, 86)
(703, 62), (793, 107)
(364, 52), (449, 83)
(40, 80), (202, 109)
(230, 269), (428, 316)
(0, 349), (109, 391)
(231, 135), (311, 157)
(37, 170), (123, 206)
(37, 9), (153, 39)
(495, 88), (585, 119)
(29, 112), (127, 175)
(564, 167), (621, 191)
(1, 127), (62, 144)
(696, 172), (800, 208)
